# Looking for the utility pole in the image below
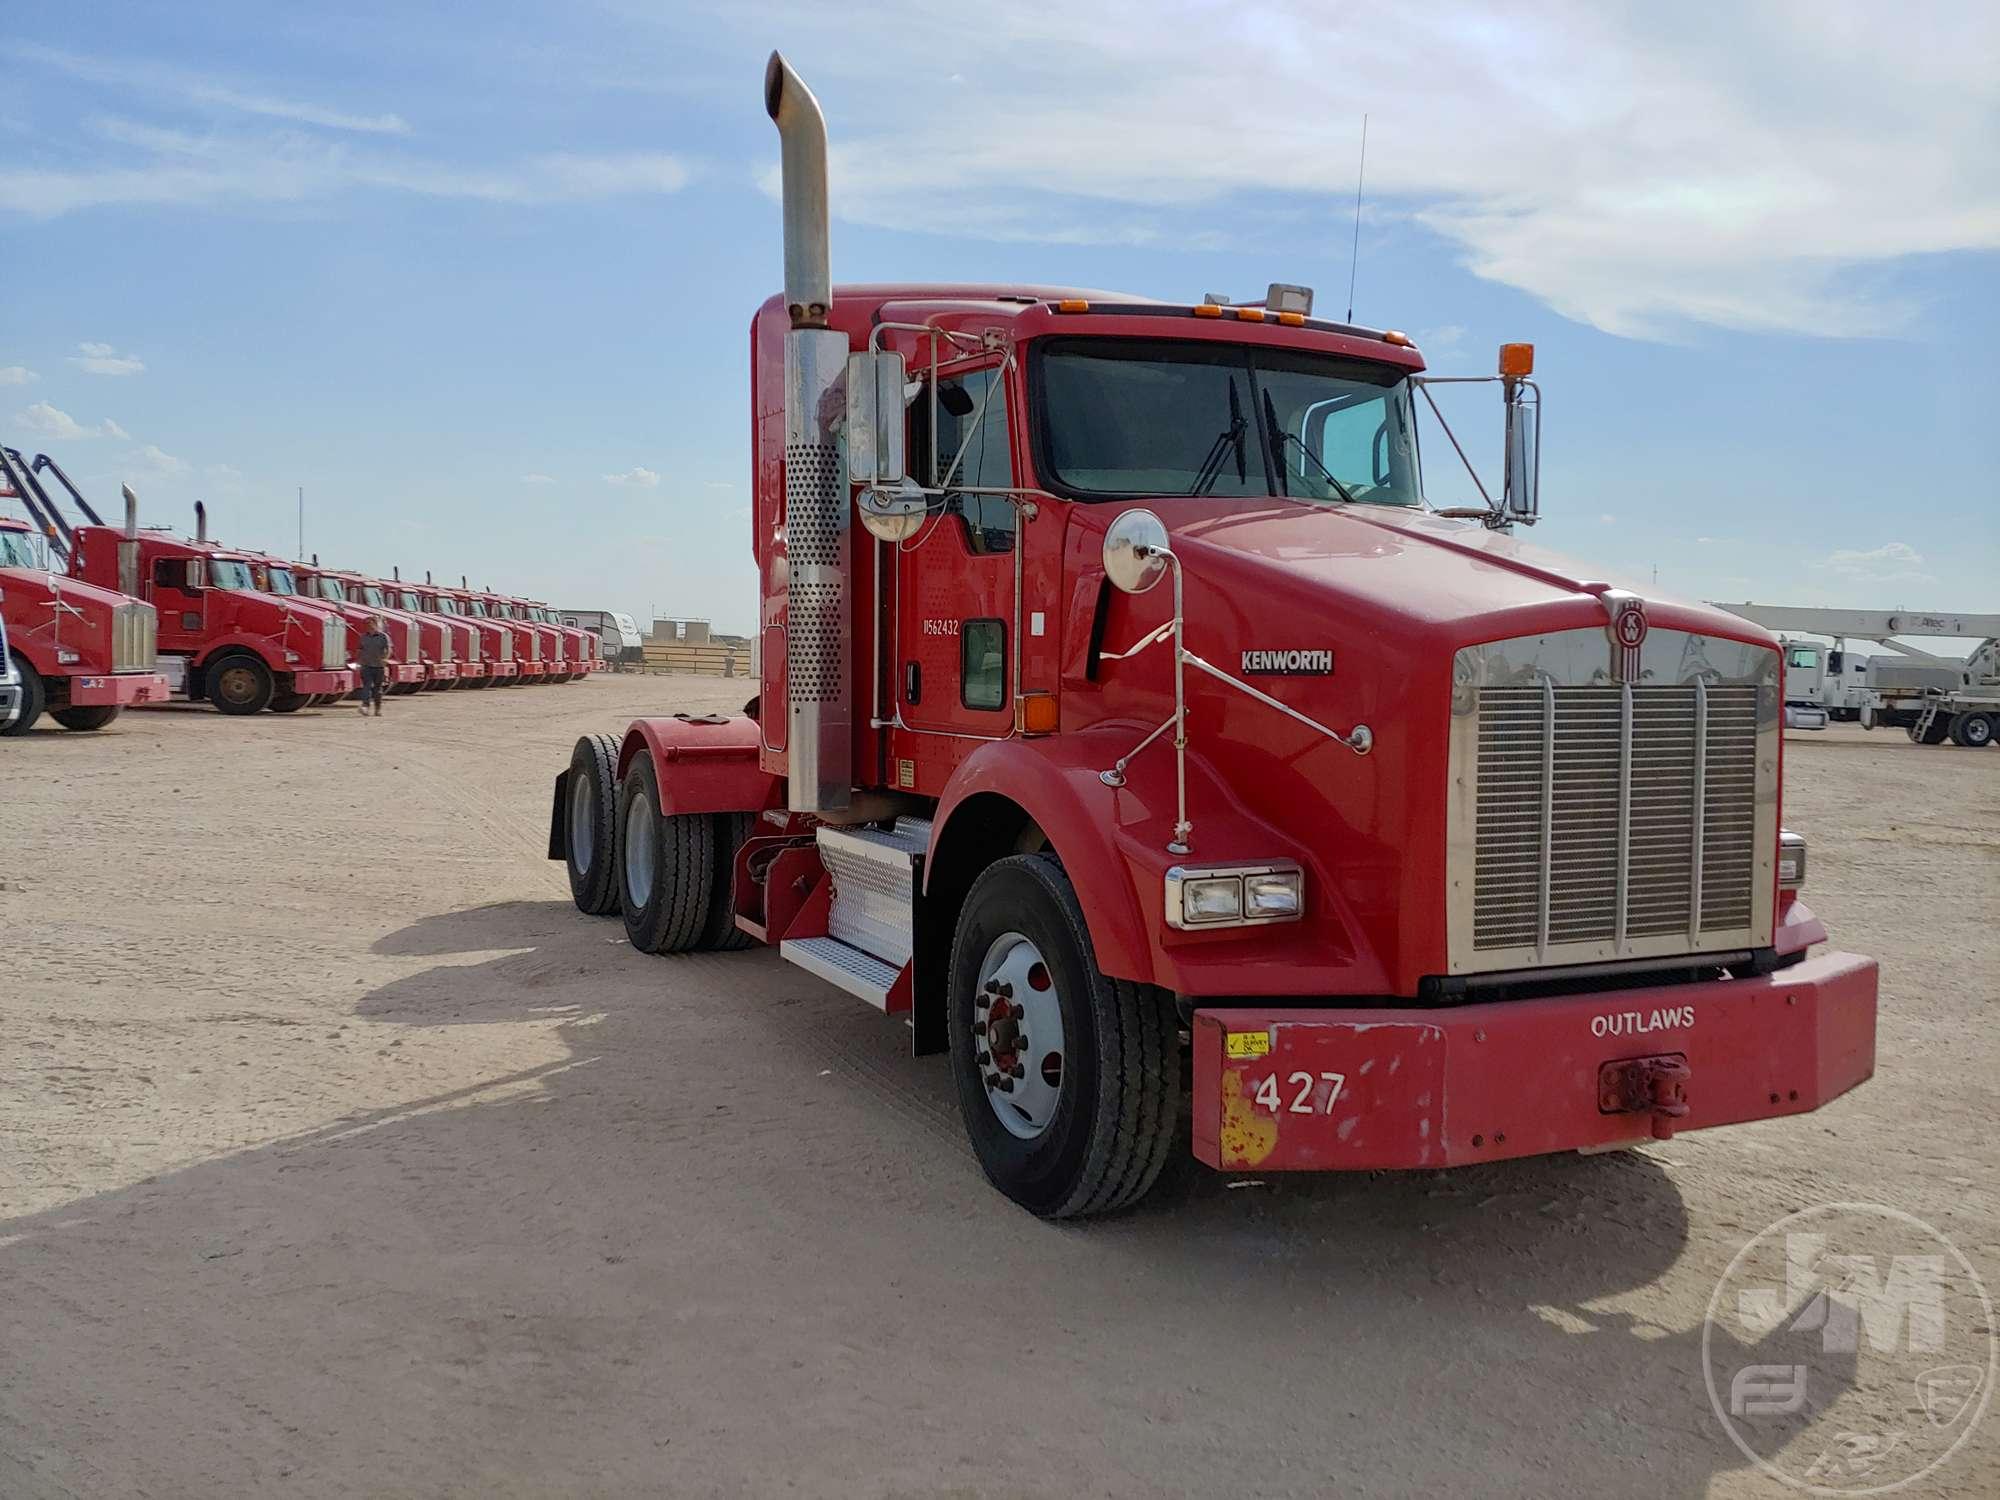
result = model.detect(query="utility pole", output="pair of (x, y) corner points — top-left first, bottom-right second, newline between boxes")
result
(298, 486), (304, 560)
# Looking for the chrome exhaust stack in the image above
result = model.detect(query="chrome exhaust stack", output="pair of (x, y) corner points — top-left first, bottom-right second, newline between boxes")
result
(194, 500), (208, 543)
(766, 51), (851, 813)
(119, 484), (140, 597)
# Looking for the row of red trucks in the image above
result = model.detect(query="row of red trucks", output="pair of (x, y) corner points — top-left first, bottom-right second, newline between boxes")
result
(0, 447), (599, 734)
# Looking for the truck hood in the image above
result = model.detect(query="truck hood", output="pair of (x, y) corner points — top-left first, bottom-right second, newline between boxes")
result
(1130, 496), (1774, 650)
(0, 566), (142, 615)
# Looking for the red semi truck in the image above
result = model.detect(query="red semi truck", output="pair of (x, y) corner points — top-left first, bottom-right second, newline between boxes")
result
(288, 561), (431, 697)
(66, 499), (355, 714)
(416, 580), (518, 686)
(449, 583), (544, 683)
(546, 55), (1878, 1218)
(377, 574), (488, 689)
(2, 448), (171, 734)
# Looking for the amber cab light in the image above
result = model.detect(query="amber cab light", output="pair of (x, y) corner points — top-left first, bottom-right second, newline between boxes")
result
(1016, 693), (1059, 735)
(1192, 303), (1224, 319)
(1055, 298), (1089, 313)
(1499, 342), (1535, 377)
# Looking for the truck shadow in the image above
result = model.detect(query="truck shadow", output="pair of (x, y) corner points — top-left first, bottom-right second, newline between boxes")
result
(0, 898), (1856, 1497)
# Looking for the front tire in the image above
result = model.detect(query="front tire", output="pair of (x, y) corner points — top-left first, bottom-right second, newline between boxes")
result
(616, 753), (715, 954)
(1, 654), (46, 735)
(565, 733), (621, 915)
(947, 854), (1180, 1219)
(52, 704), (122, 731)
(208, 654), (274, 715)
(268, 691), (311, 713)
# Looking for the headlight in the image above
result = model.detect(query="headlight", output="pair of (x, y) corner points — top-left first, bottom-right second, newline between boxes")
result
(1165, 862), (1304, 930)
(1778, 830), (1807, 890)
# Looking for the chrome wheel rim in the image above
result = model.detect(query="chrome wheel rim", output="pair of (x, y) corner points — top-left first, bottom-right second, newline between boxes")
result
(623, 788), (656, 907)
(570, 772), (596, 872)
(974, 931), (1066, 1141)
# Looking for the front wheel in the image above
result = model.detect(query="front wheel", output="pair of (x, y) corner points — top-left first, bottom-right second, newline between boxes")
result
(268, 691), (311, 713)
(208, 654), (274, 715)
(0, 654), (45, 735)
(52, 704), (122, 731)
(947, 854), (1180, 1219)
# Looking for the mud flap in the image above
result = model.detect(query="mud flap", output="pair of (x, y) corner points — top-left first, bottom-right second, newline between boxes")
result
(547, 769), (570, 861)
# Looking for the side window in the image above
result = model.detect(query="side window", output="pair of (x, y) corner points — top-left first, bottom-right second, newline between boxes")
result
(1313, 395), (1391, 488)
(913, 366), (1015, 555)
(961, 619), (1006, 711)
(1788, 647), (1819, 670)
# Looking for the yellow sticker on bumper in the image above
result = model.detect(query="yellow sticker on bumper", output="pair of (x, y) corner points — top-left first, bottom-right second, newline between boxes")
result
(1225, 1031), (1271, 1060)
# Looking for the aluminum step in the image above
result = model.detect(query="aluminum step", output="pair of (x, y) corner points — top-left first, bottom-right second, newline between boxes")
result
(817, 818), (930, 969)
(780, 936), (901, 1010)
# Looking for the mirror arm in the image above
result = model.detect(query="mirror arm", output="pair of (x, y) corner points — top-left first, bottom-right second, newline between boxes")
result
(1413, 377), (1495, 512)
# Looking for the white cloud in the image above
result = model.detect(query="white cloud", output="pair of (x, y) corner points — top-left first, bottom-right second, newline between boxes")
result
(726, 0), (1999, 338)
(14, 401), (124, 439)
(605, 467), (661, 488)
(1414, 325), (1466, 356)
(520, 473), (556, 484)
(0, 117), (692, 218)
(1809, 540), (1935, 586)
(69, 341), (146, 376)
(135, 444), (190, 475)
(0, 365), (36, 385)
(18, 43), (410, 134)
(207, 463), (245, 488)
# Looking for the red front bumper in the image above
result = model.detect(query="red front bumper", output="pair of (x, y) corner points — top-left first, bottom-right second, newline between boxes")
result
(520, 661), (547, 678)
(69, 671), (171, 707)
(291, 668), (356, 695)
(490, 661), (518, 680)
(427, 662), (459, 682)
(390, 662), (425, 685)
(1192, 951), (1878, 1172)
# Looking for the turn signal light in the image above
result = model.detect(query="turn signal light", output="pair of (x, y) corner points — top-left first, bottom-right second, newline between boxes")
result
(1016, 693), (1059, 734)
(1499, 342), (1535, 377)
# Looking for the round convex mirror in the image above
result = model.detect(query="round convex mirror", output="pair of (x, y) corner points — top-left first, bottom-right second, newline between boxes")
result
(1102, 508), (1169, 594)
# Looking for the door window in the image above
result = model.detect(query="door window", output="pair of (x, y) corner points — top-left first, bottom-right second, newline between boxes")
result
(914, 367), (1015, 554)
(961, 619), (1006, 710)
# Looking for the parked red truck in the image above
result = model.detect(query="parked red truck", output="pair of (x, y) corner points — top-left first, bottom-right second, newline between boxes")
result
(2, 448), (171, 734)
(65, 498), (355, 714)
(287, 560), (431, 697)
(417, 580), (517, 686)
(545, 55), (1877, 1218)
(450, 583), (544, 682)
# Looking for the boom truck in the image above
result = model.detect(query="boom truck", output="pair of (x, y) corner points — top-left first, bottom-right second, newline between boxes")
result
(1716, 604), (2000, 748)
(545, 55), (1879, 1218)
(0, 448), (170, 734)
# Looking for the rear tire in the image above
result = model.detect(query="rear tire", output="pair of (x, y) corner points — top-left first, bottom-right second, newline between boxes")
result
(947, 854), (1180, 1219)
(1950, 712), (1994, 748)
(1, 654), (46, 735)
(565, 733), (622, 915)
(208, 654), (274, 716)
(51, 703), (122, 731)
(616, 753), (715, 954)
(268, 691), (311, 713)
(699, 811), (760, 951)
(1918, 715), (1952, 745)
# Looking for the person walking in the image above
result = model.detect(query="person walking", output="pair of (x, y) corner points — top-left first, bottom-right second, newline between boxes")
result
(357, 614), (393, 718)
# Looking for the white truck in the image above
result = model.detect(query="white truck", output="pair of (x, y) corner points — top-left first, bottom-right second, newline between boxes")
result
(558, 609), (644, 667)
(1717, 604), (2000, 748)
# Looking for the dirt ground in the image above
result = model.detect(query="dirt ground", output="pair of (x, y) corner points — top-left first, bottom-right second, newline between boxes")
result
(1, 682), (1994, 1499)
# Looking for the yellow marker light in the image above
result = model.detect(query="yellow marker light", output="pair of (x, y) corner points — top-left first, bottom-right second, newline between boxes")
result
(1016, 693), (1059, 734)
(1277, 310), (1306, 326)
(1499, 342), (1535, 377)
(1056, 298), (1089, 313)
(1192, 303), (1224, 318)
(1382, 329), (1411, 346)
(1232, 306), (1266, 322)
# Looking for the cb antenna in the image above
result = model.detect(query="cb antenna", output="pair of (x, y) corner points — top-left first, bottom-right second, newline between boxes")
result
(1345, 113), (1369, 324)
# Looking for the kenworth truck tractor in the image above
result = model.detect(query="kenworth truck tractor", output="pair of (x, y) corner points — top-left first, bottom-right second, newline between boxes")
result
(547, 54), (1878, 1219)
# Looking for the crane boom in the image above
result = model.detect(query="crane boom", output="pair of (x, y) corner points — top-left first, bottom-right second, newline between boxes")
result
(1714, 603), (2000, 642)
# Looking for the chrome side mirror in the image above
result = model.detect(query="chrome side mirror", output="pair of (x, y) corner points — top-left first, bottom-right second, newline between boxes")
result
(1103, 508), (1169, 594)
(845, 349), (907, 485)
(1502, 387), (1538, 525)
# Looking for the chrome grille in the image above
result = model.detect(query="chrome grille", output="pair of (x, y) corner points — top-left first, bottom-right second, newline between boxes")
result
(111, 601), (156, 674)
(322, 617), (346, 669)
(497, 630), (511, 662)
(1448, 627), (1778, 975)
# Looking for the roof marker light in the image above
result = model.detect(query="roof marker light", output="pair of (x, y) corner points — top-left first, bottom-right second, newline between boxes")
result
(1192, 303), (1224, 319)
(1383, 329), (1411, 346)
(1232, 306), (1266, 322)
(1056, 298), (1089, 313)
(1277, 311), (1306, 327)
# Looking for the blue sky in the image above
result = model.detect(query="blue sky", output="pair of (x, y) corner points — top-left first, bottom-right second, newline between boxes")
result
(4, 1), (1995, 636)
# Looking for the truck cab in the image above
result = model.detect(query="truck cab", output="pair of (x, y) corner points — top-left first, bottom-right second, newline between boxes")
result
(0, 512), (167, 735)
(386, 581), (486, 687)
(458, 589), (545, 680)
(425, 586), (519, 684)
(546, 54), (1878, 1218)
(286, 563), (431, 697)
(68, 522), (355, 714)
(483, 594), (566, 681)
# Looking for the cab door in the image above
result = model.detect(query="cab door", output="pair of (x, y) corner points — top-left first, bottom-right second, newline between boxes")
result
(894, 362), (1020, 754)
(149, 554), (207, 653)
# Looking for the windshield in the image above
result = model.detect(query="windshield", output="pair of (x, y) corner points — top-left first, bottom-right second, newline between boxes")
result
(434, 597), (458, 615)
(396, 591), (422, 612)
(361, 586), (386, 608)
(1036, 338), (1422, 507)
(210, 558), (256, 590)
(311, 578), (343, 602)
(266, 567), (297, 595)
(468, 600), (488, 617)
(0, 529), (42, 569)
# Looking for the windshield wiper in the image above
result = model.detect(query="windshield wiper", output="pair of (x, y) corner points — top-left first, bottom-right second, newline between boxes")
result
(1188, 378), (1247, 495)
(1263, 391), (1357, 505)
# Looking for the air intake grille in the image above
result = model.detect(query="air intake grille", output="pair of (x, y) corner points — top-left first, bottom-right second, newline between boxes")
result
(1471, 682), (1761, 957)
(322, 617), (346, 669)
(111, 601), (156, 674)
